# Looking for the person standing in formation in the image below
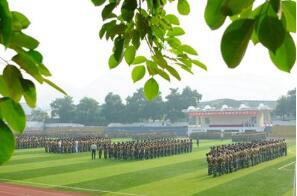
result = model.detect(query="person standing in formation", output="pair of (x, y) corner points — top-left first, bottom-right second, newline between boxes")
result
(91, 143), (97, 160)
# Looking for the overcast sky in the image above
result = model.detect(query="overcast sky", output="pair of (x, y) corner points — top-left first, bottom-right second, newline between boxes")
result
(4, 0), (296, 108)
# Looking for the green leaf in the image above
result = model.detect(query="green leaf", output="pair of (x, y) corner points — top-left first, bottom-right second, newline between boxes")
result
(99, 20), (116, 39)
(43, 78), (67, 95)
(38, 64), (51, 77)
(113, 37), (124, 62)
(27, 50), (42, 63)
(146, 60), (158, 75)
(21, 79), (36, 108)
(124, 45), (136, 65)
(102, 3), (116, 20)
(12, 52), (43, 83)
(10, 32), (39, 50)
(108, 54), (120, 69)
(91, 0), (106, 6)
(132, 56), (146, 64)
(156, 68), (170, 81)
(270, 0), (280, 13)
(26, 50), (51, 76)
(0, 0), (12, 46)
(204, 0), (228, 30)
(226, 0), (255, 16)
(144, 78), (159, 101)
(181, 44), (198, 55)
(282, 1), (296, 32)
(257, 16), (286, 52)
(177, 0), (190, 15)
(165, 14), (180, 25)
(0, 97), (26, 133)
(269, 33), (295, 73)
(0, 76), (9, 96)
(221, 19), (255, 68)
(121, 0), (137, 22)
(152, 54), (168, 68)
(132, 65), (145, 82)
(0, 120), (15, 165)
(3, 65), (23, 101)
(166, 37), (181, 48)
(167, 27), (185, 36)
(192, 59), (207, 71)
(165, 65), (181, 80)
(11, 11), (30, 31)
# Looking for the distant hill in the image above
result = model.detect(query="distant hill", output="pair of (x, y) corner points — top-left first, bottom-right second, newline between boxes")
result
(198, 99), (276, 109)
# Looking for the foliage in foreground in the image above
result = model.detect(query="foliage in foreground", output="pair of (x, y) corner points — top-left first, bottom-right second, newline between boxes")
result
(92, 0), (296, 100)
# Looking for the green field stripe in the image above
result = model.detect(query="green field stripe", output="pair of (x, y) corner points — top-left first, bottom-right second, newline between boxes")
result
(27, 150), (205, 185)
(6, 153), (52, 162)
(0, 159), (120, 180)
(65, 158), (202, 192)
(6, 152), (96, 166)
(118, 156), (295, 196)
(13, 148), (45, 155)
(0, 154), (92, 173)
(195, 157), (295, 196)
(22, 140), (222, 185)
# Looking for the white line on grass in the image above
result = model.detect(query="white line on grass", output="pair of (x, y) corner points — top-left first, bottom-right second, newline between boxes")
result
(278, 161), (295, 170)
(0, 178), (145, 196)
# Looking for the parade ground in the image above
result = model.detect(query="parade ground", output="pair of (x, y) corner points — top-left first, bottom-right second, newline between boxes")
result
(0, 139), (295, 196)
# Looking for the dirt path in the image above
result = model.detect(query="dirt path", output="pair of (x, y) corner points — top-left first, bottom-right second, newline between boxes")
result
(0, 183), (88, 196)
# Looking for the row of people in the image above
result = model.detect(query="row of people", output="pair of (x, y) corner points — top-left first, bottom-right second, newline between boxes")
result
(206, 139), (287, 177)
(45, 137), (111, 153)
(232, 133), (266, 142)
(91, 138), (193, 160)
(16, 136), (47, 149)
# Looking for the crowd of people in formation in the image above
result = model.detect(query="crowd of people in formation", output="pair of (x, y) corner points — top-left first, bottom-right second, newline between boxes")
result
(232, 132), (267, 143)
(206, 139), (287, 177)
(16, 136), (47, 149)
(91, 138), (193, 160)
(131, 134), (176, 141)
(45, 137), (111, 153)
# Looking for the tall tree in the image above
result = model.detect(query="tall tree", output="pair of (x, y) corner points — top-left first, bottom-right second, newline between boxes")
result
(75, 97), (104, 125)
(275, 96), (289, 120)
(125, 88), (147, 122)
(165, 87), (202, 122)
(126, 88), (164, 122)
(287, 88), (296, 117)
(28, 109), (49, 122)
(50, 96), (75, 123)
(101, 93), (125, 124)
(274, 88), (296, 120)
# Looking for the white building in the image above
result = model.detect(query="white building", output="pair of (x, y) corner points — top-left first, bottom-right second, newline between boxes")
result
(184, 103), (272, 135)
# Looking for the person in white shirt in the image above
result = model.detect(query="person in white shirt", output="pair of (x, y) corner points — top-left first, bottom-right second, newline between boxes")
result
(75, 140), (78, 153)
(90, 143), (97, 160)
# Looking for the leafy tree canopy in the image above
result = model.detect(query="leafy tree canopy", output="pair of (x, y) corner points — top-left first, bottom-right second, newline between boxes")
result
(28, 108), (49, 122)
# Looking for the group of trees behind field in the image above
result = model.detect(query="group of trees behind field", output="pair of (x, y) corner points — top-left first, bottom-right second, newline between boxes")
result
(28, 87), (201, 126)
(274, 88), (296, 120)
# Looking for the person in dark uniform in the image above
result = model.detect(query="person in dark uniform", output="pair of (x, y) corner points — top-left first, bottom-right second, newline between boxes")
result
(98, 145), (103, 159)
(90, 143), (97, 160)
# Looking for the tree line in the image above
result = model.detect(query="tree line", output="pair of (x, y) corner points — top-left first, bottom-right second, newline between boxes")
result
(29, 87), (202, 125)
(274, 88), (296, 120)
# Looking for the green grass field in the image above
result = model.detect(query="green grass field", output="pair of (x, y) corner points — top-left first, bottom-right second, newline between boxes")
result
(0, 139), (295, 196)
